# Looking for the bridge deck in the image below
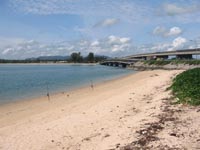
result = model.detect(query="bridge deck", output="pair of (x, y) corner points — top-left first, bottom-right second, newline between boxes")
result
(100, 48), (200, 68)
(124, 48), (200, 59)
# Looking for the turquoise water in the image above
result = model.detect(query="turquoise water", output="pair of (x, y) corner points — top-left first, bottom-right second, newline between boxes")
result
(0, 64), (134, 103)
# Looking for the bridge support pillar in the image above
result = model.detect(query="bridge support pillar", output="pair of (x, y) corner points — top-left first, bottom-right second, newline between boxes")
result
(156, 55), (168, 60)
(109, 63), (113, 66)
(122, 64), (127, 68)
(176, 54), (192, 59)
(114, 63), (119, 67)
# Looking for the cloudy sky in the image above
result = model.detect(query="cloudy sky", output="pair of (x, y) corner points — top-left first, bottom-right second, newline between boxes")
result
(0, 0), (200, 59)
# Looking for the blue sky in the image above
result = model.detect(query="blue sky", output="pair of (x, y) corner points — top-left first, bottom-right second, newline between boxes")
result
(0, 0), (200, 59)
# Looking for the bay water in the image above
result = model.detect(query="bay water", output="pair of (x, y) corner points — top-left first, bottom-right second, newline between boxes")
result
(0, 64), (134, 104)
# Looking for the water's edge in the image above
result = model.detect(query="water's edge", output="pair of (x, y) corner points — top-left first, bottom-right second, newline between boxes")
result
(0, 64), (135, 104)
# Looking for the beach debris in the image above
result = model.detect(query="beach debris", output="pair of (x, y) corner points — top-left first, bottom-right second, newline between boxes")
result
(150, 74), (159, 77)
(56, 142), (62, 146)
(169, 133), (178, 137)
(104, 133), (110, 138)
(119, 94), (183, 150)
(82, 133), (101, 142)
(116, 143), (121, 148)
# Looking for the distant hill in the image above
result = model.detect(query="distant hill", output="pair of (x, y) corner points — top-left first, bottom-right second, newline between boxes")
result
(26, 56), (70, 61)
(26, 55), (110, 61)
(0, 55), (110, 63)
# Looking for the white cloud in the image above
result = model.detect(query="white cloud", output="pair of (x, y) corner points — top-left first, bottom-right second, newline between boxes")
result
(139, 36), (188, 53)
(94, 18), (119, 27)
(153, 26), (182, 37)
(89, 35), (132, 54)
(2, 48), (13, 55)
(91, 40), (99, 46)
(9, 0), (153, 24)
(108, 35), (131, 44)
(120, 37), (131, 43)
(0, 37), (25, 48)
(108, 35), (118, 44)
(167, 27), (182, 36)
(162, 3), (200, 16)
(153, 26), (166, 36)
(172, 36), (187, 48)
(0, 35), (133, 59)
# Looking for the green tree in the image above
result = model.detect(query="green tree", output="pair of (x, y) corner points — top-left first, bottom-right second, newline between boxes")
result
(70, 52), (83, 63)
(87, 52), (94, 63)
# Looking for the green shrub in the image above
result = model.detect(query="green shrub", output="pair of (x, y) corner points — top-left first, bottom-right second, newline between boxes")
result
(143, 60), (200, 66)
(143, 60), (171, 66)
(170, 68), (200, 105)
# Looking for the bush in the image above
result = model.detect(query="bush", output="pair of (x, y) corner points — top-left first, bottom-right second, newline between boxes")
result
(143, 60), (171, 66)
(143, 60), (200, 66)
(170, 68), (200, 105)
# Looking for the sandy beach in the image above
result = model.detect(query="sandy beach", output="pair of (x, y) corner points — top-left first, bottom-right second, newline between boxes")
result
(0, 70), (200, 150)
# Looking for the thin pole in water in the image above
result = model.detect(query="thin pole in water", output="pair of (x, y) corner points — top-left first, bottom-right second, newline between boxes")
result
(90, 80), (94, 90)
(46, 82), (50, 101)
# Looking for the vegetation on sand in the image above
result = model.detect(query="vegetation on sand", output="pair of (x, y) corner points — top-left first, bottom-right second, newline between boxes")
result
(170, 68), (200, 105)
(144, 60), (200, 66)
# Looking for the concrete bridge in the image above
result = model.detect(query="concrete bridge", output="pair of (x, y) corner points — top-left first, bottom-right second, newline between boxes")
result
(123, 48), (200, 60)
(100, 59), (139, 68)
(100, 48), (200, 68)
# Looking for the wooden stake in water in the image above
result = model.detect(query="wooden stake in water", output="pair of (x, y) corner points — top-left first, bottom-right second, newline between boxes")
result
(90, 80), (94, 90)
(46, 82), (50, 101)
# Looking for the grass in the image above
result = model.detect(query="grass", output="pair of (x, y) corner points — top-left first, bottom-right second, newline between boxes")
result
(170, 68), (200, 105)
(143, 60), (200, 66)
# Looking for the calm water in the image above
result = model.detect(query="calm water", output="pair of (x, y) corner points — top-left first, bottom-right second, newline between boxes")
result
(0, 64), (134, 103)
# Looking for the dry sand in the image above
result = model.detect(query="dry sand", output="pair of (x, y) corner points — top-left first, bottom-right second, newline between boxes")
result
(0, 70), (199, 150)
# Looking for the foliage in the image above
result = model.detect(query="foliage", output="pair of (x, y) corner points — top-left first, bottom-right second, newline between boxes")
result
(143, 60), (170, 66)
(70, 52), (83, 63)
(0, 52), (108, 64)
(87, 52), (95, 63)
(143, 60), (200, 66)
(170, 68), (200, 105)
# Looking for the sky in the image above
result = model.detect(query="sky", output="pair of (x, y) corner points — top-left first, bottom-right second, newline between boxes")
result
(0, 0), (200, 59)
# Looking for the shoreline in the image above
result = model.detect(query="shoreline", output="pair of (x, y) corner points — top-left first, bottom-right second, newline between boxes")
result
(0, 63), (99, 65)
(0, 64), (133, 105)
(0, 70), (135, 106)
(1, 69), (199, 150)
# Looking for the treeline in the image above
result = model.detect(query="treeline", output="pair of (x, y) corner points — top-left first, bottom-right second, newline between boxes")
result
(0, 59), (40, 63)
(69, 52), (107, 63)
(0, 52), (108, 63)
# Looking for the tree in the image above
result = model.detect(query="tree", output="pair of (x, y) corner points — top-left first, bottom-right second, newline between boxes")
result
(70, 52), (83, 63)
(87, 52), (94, 63)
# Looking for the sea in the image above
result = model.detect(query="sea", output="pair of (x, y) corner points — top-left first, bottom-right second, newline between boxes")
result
(0, 64), (134, 104)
